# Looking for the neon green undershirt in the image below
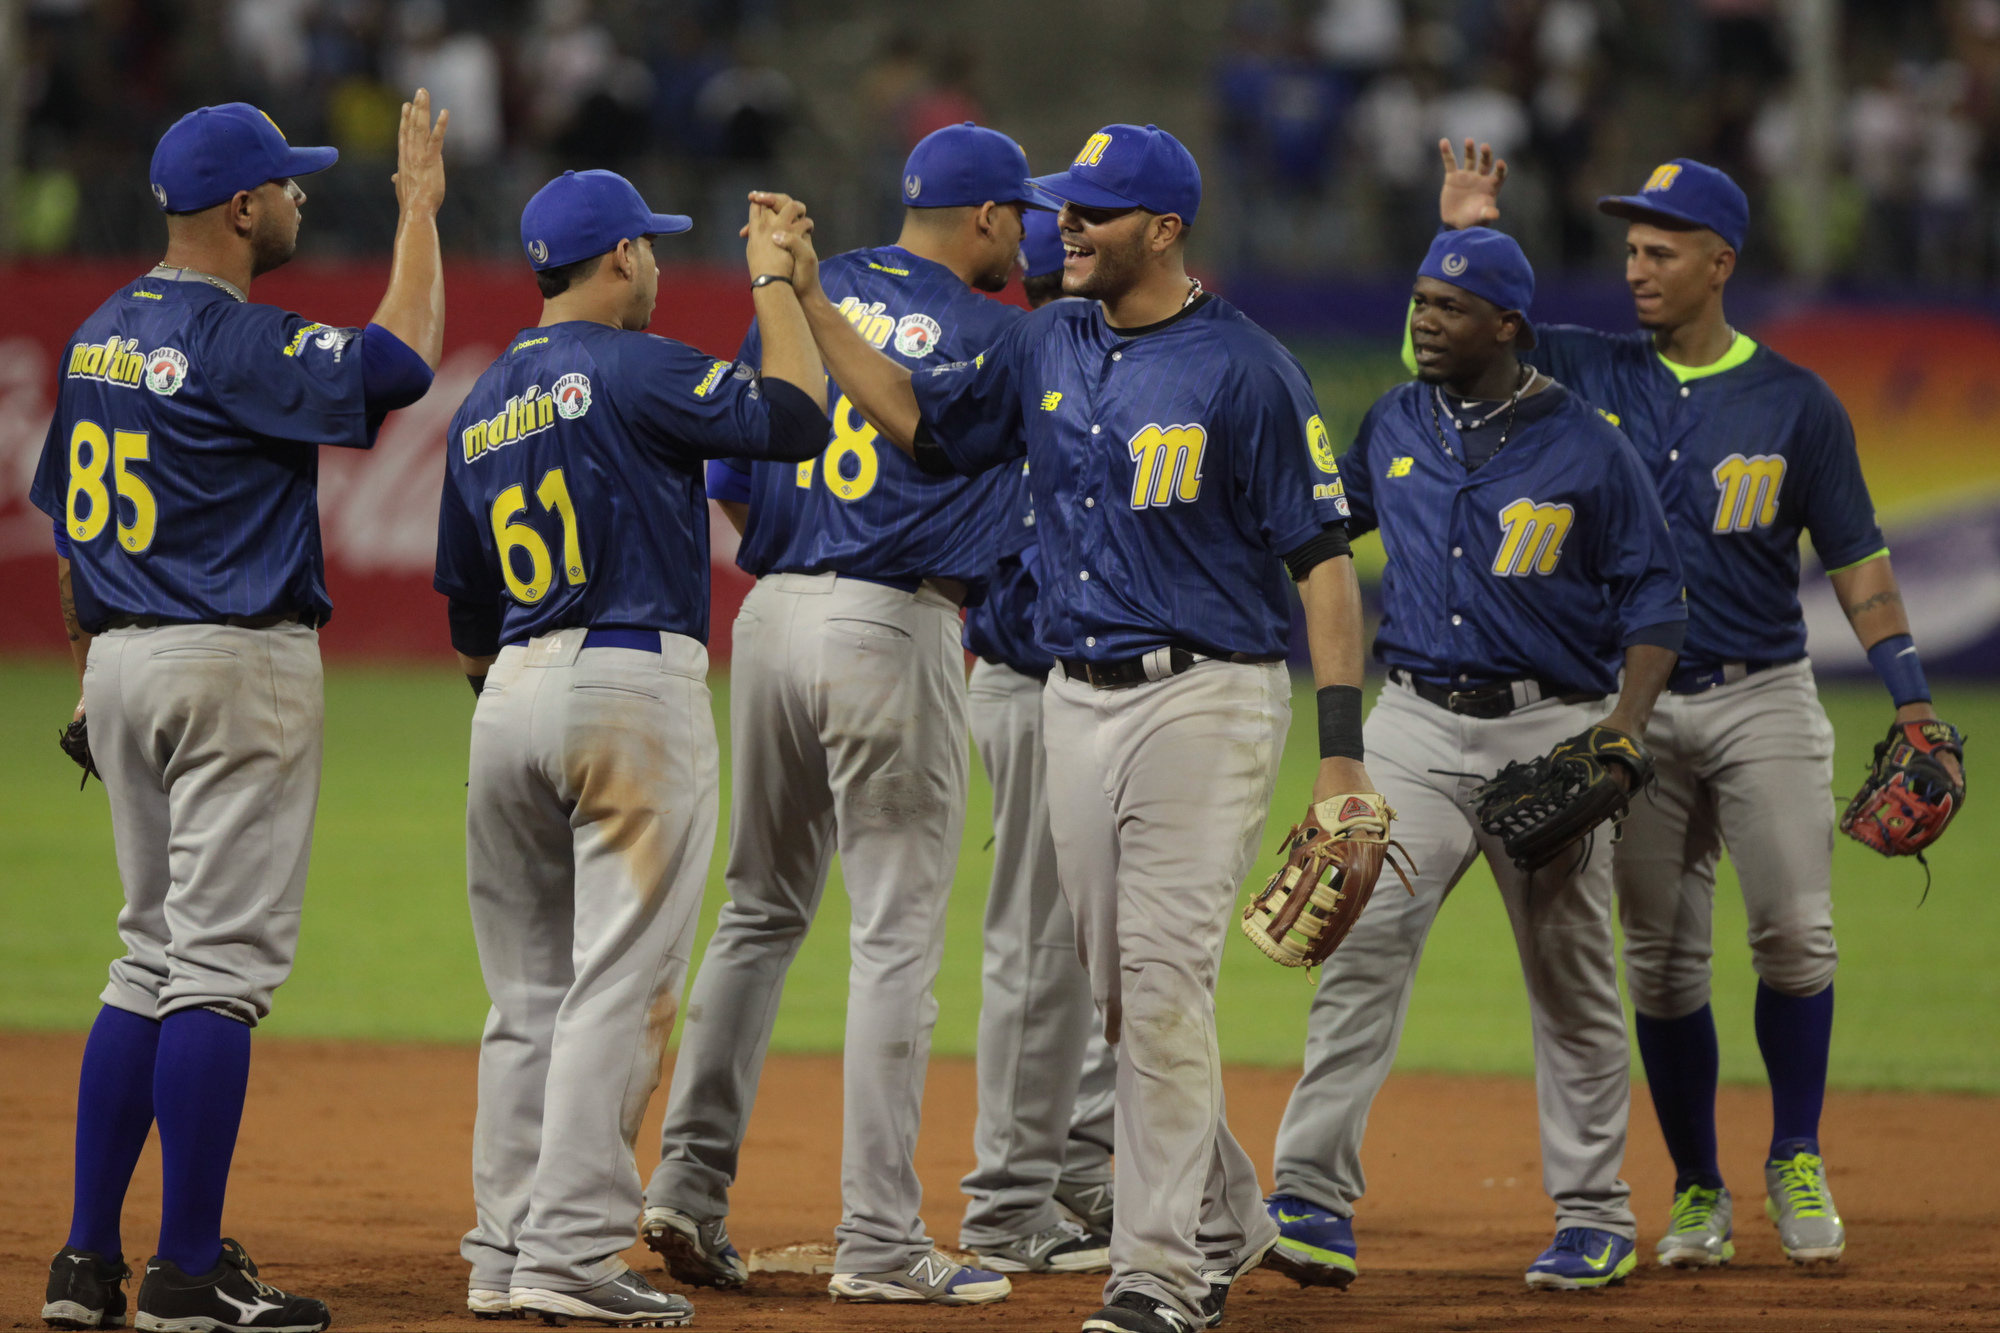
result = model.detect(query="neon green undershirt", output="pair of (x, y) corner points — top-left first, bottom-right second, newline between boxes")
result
(1658, 331), (1758, 381)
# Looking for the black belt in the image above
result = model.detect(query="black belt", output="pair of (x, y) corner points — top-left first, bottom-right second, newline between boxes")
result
(1668, 657), (1799, 696)
(1389, 667), (1603, 719)
(1059, 645), (1286, 690)
(101, 611), (312, 631)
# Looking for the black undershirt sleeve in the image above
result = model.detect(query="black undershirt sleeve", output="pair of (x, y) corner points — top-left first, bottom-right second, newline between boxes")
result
(1281, 523), (1354, 582)
(761, 378), (831, 462)
(1624, 620), (1687, 654)
(448, 595), (502, 659)
(909, 420), (962, 477)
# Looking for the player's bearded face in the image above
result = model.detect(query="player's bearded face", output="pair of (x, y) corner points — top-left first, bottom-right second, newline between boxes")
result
(249, 179), (303, 277)
(1058, 205), (1148, 301)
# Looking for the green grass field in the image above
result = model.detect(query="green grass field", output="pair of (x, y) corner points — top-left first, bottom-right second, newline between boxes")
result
(4, 656), (1994, 1091)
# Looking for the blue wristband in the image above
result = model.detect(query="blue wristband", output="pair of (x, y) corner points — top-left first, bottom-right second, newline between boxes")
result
(1866, 633), (1930, 707)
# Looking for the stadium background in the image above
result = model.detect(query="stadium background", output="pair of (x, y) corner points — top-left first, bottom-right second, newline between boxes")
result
(2, 2), (1997, 1328)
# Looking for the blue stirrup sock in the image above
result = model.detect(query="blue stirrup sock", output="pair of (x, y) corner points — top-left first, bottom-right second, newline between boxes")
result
(1755, 980), (1833, 1160)
(1633, 1005), (1723, 1192)
(66, 1005), (163, 1260)
(153, 1008), (253, 1276)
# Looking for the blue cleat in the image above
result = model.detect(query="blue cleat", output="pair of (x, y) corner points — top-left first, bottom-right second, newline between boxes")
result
(1261, 1195), (1358, 1290)
(1524, 1227), (1637, 1290)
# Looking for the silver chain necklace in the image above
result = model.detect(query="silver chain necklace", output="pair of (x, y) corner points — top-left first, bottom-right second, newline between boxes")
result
(1429, 364), (1538, 465)
(149, 263), (247, 303)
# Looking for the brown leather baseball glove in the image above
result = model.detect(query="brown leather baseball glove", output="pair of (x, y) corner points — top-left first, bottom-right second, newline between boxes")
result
(1241, 793), (1412, 970)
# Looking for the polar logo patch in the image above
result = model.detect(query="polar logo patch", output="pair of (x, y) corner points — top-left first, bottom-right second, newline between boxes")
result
(553, 372), (592, 419)
(904, 174), (922, 200)
(893, 313), (943, 358)
(144, 347), (188, 396)
(528, 239), (549, 264)
(1441, 252), (1468, 277)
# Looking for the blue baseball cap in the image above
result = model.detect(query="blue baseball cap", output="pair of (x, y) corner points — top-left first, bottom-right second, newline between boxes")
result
(149, 103), (337, 213)
(901, 122), (1057, 210)
(520, 169), (692, 271)
(1418, 227), (1536, 348)
(1598, 159), (1748, 253)
(1020, 208), (1065, 279)
(1032, 124), (1202, 225)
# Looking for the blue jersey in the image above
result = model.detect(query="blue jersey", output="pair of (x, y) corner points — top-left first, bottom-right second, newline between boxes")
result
(719, 246), (1023, 591)
(962, 457), (1053, 677)
(912, 294), (1349, 662)
(434, 322), (798, 645)
(1347, 381), (1686, 695)
(28, 274), (377, 629)
(1524, 328), (1883, 667)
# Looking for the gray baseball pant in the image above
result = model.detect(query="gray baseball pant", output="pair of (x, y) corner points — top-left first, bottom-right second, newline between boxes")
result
(646, 573), (969, 1273)
(959, 659), (1118, 1250)
(1272, 680), (1636, 1239)
(1042, 660), (1289, 1323)
(1616, 660), (1838, 1017)
(84, 622), (324, 1025)
(460, 631), (719, 1295)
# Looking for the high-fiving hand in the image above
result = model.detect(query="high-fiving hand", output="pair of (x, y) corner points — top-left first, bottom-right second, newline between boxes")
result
(394, 88), (449, 218)
(746, 191), (821, 299)
(1439, 136), (1506, 230)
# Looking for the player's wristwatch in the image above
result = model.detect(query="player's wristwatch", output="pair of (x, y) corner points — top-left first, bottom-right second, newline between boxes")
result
(751, 273), (792, 289)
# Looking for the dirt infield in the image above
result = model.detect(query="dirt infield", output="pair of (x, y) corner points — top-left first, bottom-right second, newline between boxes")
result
(3, 1032), (1996, 1332)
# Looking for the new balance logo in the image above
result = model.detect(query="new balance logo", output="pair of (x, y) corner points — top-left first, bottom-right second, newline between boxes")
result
(907, 1252), (953, 1287)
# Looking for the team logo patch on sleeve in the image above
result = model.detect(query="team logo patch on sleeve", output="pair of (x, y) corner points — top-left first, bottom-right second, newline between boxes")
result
(143, 347), (189, 396)
(693, 359), (731, 398)
(1306, 414), (1339, 474)
(893, 313), (944, 358)
(553, 372), (592, 419)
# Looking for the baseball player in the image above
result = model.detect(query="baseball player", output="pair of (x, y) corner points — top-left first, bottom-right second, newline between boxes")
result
(764, 121), (1385, 1333)
(956, 205), (1119, 1275)
(640, 122), (1043, 1307)
(1262, 226), (1686, 1293)
(33, 97), (446, 1332)
(1436, 144), (1963, 1267)
(433, 172), (829, 1327)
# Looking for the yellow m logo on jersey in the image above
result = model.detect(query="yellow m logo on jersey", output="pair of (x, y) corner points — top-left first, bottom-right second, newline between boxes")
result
(1493, 498), (1576, 576)
(1711, 453), (1785, 532)
(1076, 133), (1113, 167)
(1643, 163), (1683, 193)
(1128, 424), (1207, 509)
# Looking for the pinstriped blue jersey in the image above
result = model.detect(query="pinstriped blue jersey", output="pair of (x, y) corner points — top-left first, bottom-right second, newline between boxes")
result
(434, 322), (795, 645)
(1524, 328), (1882, 667)
(718, 246), (1023, 591)
(28, 275), (374, 630)
(1346, 382), (1686, 695)
(962, 457), (1052, 676)
(913, 294), (1349, 661)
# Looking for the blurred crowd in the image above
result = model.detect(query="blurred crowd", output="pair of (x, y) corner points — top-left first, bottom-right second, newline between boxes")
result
(13, 0), (2000, 285)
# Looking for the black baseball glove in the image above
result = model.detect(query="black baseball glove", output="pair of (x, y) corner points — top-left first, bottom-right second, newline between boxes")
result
(1474, 724), (1654, 872)
(59, 715), (100, 790)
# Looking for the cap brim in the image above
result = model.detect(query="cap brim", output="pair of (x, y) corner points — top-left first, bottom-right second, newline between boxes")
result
(1029, 171), (1143, 212)
(1011, 182), (1067, 212)
(1596, 194), (1714, 238)
(644, 213), (694, 236)
(278, 145), (340, 179)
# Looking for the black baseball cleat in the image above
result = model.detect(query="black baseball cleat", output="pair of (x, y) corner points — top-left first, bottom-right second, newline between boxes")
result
(1081, 1291), (1198, 1333)
(133, 1239), (329, 1332)
(42, 1246), (131, 1330)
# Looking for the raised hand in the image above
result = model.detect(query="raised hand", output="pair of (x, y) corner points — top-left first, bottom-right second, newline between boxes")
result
(1439, 137), (1505, 230)
(747, 190), (820, 299)
(394, 88), (449, 217)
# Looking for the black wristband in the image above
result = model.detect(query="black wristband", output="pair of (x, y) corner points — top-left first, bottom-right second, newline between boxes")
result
(1318, 684), (1364, 760)
(750, 273), (790, 289)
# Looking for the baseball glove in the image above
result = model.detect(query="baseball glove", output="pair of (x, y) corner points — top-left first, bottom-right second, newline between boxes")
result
(1840, 718), (1965, 861)
(1241, 792), (1413, 970)
(1474, 724), (1653, 872)
(59, 715), (100, 790)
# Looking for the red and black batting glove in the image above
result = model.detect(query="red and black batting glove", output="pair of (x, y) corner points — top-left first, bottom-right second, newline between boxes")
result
(1840, 718), (1965, 859)
(59, 716), (100, 790)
